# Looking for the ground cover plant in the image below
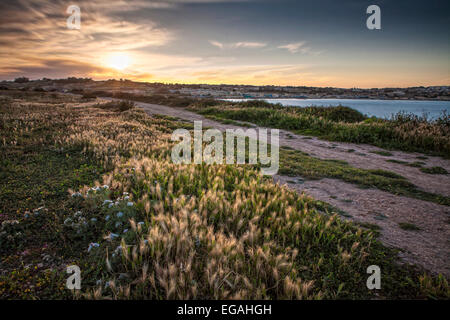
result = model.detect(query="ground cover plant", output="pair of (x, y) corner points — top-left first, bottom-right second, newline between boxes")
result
(419, 166), (448, 175)
(0, 91), (449, 300)
(188, 100), (450, 158)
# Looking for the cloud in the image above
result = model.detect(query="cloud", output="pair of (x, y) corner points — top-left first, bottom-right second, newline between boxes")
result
(232, 42), (267, 48)
(209, 40), (266, 49)
(0, 57), (111, 79)
(277, 42), (306, 53)
(277, 41), (323, 55)
(0, 0), (174, 79)
(209, 40), (224, 49)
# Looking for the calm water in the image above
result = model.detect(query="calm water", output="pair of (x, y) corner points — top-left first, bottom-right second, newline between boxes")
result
(225, 98), (450, 120)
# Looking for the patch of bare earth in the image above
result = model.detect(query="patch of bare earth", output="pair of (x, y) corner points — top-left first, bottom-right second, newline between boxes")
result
(102, 99), (450, 276)
(274, 175), (450, 277)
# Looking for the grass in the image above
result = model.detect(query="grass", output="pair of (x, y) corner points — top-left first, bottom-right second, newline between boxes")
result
(188, 100), (450, 158)
(0, 94), (106, 299)
(356, 222), (382, 238)
(420, 166), (448, 175)
(279, 148), (450, 206)
(408, 161), (426, 168)
(386, 159), (409, 165)
(203, 114), (254, 127)
(0, 90), (449, 300)
(386, 160), (427, 168)
(370, 150), (393, 157)
(82, 90), (219, 108)
(398, 223), (421, 231)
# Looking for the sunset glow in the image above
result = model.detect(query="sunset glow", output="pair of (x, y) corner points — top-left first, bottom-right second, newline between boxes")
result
(105, 53), (131, 71)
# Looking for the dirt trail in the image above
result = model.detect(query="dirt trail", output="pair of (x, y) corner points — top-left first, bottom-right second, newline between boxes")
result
(275, 176), (450, 276)
(103, 99), (450, 276)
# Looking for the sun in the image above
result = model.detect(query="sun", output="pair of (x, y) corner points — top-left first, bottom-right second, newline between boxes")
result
(106, 53), (131, 71)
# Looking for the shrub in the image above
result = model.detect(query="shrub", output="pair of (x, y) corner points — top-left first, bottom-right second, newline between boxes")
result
(14, 77), (29, 83)
(189, 103), (450, 157)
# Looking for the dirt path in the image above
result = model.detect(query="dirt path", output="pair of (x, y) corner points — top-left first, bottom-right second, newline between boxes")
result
(274, 176), (450, 276)
(103, 98), (450, 276)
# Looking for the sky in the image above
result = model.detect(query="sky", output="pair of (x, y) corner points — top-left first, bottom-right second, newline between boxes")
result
(0, 0), (449, 88)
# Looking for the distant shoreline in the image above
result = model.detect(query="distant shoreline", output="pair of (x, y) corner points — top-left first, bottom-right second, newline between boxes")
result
(222, 97), (450, 102)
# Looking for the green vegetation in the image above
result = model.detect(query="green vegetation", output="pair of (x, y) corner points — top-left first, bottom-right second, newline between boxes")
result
(408, 161), (426, 168)
(0, 93), (105, 299)
(420, 166), (448, 175)
(189, 100), (450, 158)
(386, 159), (428, 168)
(398, 222), (421, 231)
(0, 91), (448, 300)
(82, 90), (219, 108)
(356, 222), (382, 238)
(386, 159), (409, 165)
(203, 114), (254, 127)
(370, 150), (393, 157)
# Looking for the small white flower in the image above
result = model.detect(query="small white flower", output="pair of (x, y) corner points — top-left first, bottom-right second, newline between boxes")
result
(115, 221), (122, 228)
(124, 196), (130, 200)
(110, 233), (119, 239)
(127, 202), (133, 207)
(138, 221), (144, 225)
(91, 218), (97, 222)
(102, 185), (109, 189)
(105, 215), (110, 221)
(103, 200), (112, 206)
(108, 203), (114, 208)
